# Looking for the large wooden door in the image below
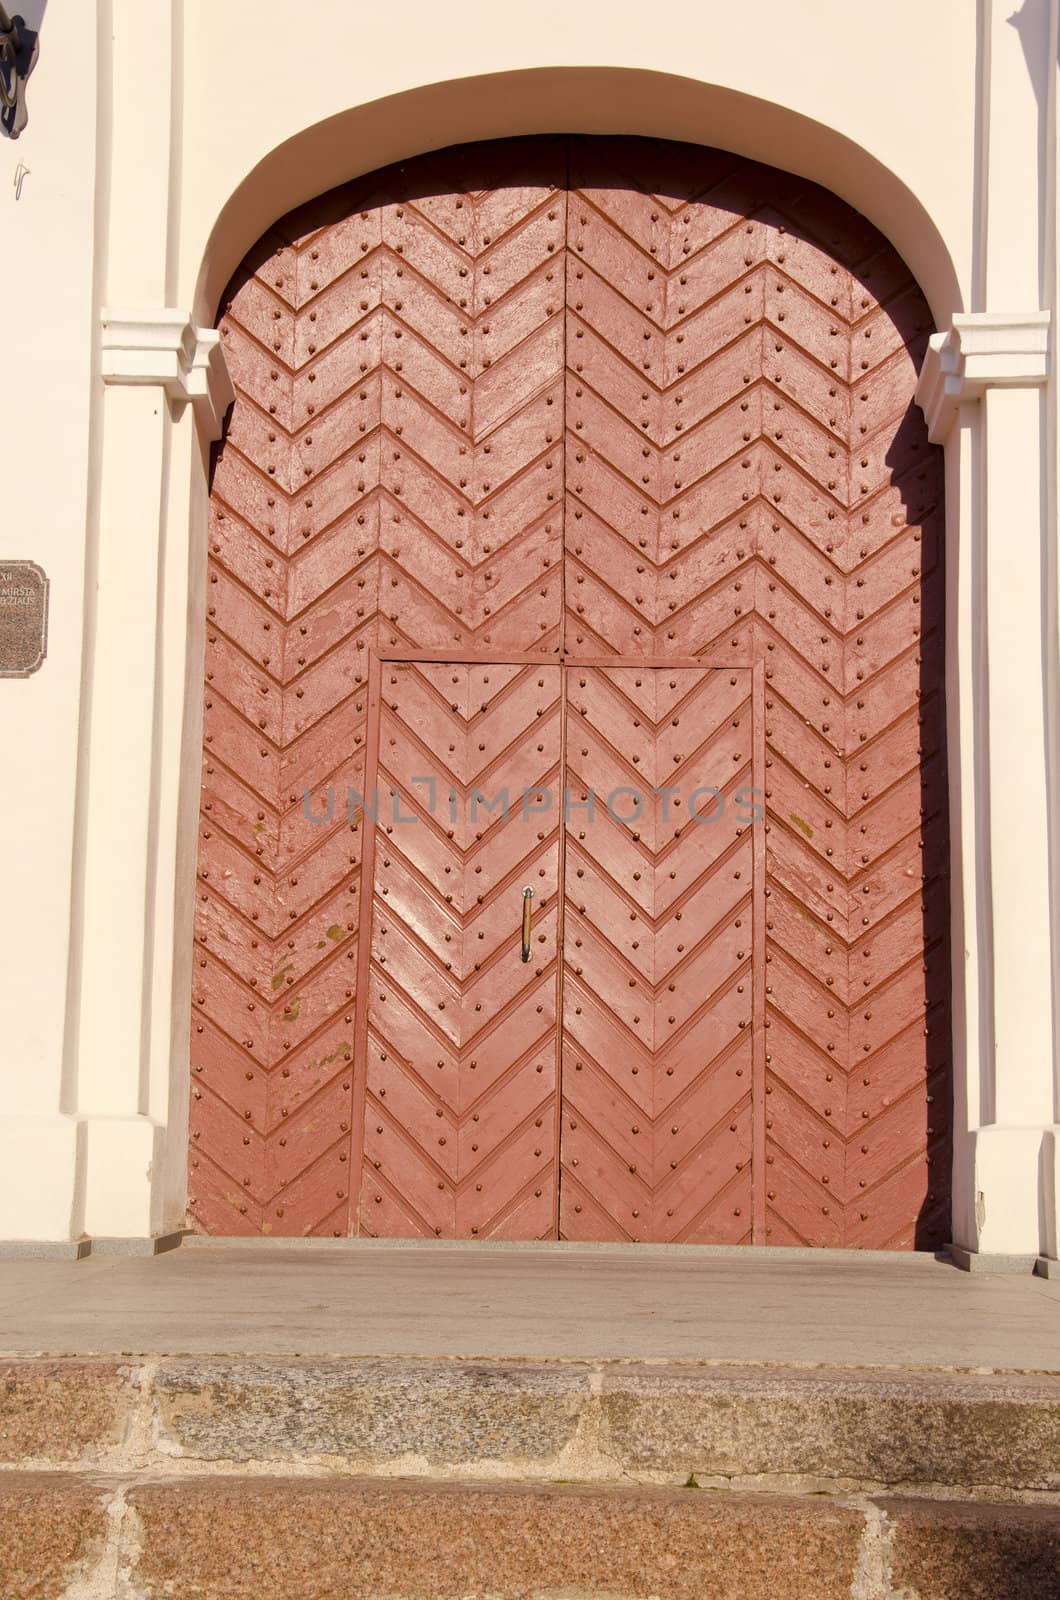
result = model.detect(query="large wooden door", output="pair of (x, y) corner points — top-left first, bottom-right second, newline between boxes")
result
(191, 136), (949, 1248)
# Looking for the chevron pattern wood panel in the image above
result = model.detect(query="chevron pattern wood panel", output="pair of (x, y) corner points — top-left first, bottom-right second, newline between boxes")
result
(560, 668), (757, 1242)
(189, 141), (568, 1235)
(564, 139), (948, 1247)
(191, 135), (948, 1247)
(358, 663), (562, 1239)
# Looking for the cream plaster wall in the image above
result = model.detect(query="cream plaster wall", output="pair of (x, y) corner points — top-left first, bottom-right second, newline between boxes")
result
(0, 0), (1055, 1257)
(179, 0), (975, 325)
(0, 3), (100, 1235)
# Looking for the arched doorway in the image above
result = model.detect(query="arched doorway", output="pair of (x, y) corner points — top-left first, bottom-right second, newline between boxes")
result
(189, 136), (949, 1247)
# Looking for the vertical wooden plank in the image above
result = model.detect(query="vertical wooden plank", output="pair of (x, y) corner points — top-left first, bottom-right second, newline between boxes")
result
(551, 666), (570, 1239)
(349, 650), (384, 1236)
(752, 660), (768, 1244)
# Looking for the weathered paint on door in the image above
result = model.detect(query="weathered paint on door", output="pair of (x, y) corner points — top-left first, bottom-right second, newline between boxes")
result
(190, 137), (949, 1247)
(559, 667), (759, 1243)
(358, 663), (562, 1240)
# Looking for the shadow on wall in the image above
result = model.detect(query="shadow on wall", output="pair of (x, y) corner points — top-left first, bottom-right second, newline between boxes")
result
(1006, 0), (1055, 301)
(879, 339), (951, 1251)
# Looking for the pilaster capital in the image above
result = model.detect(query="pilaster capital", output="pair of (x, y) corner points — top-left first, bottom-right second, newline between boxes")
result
(916, 311), (1051, 443)
(100, 309), (234, 440)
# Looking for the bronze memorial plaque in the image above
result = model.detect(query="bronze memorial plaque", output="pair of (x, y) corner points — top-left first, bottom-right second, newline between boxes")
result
(0, 561), (49, 677)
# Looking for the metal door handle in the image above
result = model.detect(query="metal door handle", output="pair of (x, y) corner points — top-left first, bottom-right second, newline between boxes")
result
(521, 887), (534, 962)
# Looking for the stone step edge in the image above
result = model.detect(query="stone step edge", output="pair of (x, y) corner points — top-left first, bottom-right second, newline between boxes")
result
(3, 1472), (1060, 1600)
(1, 1354), (1057, 1496)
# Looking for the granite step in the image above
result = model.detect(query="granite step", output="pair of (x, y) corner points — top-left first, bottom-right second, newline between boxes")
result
(3, 1471), (1060, 1600)
(2, 1354), (1058, 1497)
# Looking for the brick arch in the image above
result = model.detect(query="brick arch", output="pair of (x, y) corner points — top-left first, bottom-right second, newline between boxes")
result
(189, 136), (949, 1247)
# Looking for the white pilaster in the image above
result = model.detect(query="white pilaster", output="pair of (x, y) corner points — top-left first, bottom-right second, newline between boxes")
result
(71, 312), (230, 1237)
(915, 0), (1059, 1267)
(919, 313), (1057, 1261)
(61, 0), (234, 1241)
(978, 0), (1050, 312)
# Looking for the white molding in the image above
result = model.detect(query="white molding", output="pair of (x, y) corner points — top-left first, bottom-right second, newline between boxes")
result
(100, 308), (234, 440)
(916, 311), (1051, 443)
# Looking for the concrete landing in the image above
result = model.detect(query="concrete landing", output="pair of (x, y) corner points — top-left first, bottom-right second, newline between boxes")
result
(0, 1240), (1057, 1369)
(1, 1245), (1058, 1599)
